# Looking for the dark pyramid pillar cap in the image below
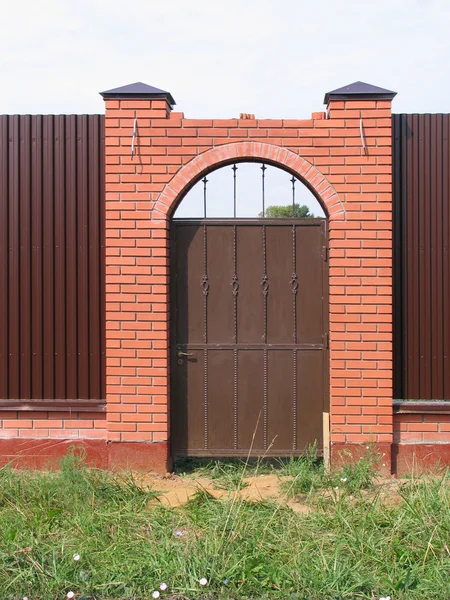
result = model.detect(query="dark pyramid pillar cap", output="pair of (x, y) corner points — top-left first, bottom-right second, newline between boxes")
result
(100, 82), (176, 106)
(324, 81), (396, 104)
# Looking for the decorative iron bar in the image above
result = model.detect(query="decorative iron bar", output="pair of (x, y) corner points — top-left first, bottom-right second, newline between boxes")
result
(202, 176), (208, 218)
(261, 163), (266, 217)
(263, 349), (268, 450)
(232, 224), (239, 343)
(292, 350), (297, 450)
(291, 225), (299, 343)
(232, 164), (238, 218)
(233, 348), (238, 450)
(261, 225), (269, 343)
(204, 349), (208, 449)
(291, 175), (296, 217)
(263, 220), (269, 449)
(202, 225), (209, 344)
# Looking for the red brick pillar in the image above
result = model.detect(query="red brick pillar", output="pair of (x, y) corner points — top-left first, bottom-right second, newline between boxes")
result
(101, 83), (176, 472)
(324, 83), (396, 469)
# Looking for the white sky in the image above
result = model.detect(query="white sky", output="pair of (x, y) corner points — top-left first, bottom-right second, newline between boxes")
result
(174, 163), (327, 218)
(1, 0), (449, 117)
(2, 0), (449, 216)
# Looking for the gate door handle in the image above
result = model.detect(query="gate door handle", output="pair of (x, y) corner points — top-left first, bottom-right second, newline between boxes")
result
(177, 351), (193, 357)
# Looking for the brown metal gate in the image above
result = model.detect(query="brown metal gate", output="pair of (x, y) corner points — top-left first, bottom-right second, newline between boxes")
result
(170, 219), (328, 457)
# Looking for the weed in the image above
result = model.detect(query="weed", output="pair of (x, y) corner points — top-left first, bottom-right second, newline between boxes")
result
(280, 443), (379, 499)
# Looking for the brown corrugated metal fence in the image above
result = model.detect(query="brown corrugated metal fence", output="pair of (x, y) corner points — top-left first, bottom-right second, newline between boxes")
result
(0, 115), (105, 402)
(393, 113), (450, 400)
(2, 111), (449, 405)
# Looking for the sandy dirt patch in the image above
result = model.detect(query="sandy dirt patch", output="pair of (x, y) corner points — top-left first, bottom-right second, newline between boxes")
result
(137, 472), (313, 514)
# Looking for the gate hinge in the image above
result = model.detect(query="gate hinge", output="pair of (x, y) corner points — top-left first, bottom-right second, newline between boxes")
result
(324, 332), (330, 349)
(322, 245), (328, 261)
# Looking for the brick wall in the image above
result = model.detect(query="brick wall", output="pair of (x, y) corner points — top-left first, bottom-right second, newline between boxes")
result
(103, 89), (394, 465)
(325, 99), (393, 448)
(394, 413), (450, 443)
(393, 406), (450, 474)
(0, 411), (106, 440)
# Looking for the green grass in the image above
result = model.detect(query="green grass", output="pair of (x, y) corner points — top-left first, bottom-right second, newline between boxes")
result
(1, 448), (450, 599)
(175, 457), (252, 490)
(281, 444), (381, 498)
(175, 443), (379, 496)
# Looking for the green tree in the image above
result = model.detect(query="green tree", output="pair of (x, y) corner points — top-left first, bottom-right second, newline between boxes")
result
(259, 203), (315, 218)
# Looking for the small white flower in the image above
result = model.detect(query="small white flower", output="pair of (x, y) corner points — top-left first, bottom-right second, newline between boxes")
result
(152, 591), (160, 599)
(199, 577), (208, 586)
(67, 593), (75, 599)
(73, 553), (80, 561)
(174, 529), (183, 537)
(23, 597), (28, 600)
(382, 463), (386, 467)
(223, 578), (229, 584)
(334, 486), (339, 490)
(160, 582), (168, 591)
(340, 477), (347, 483)
(379, 596), (391, 600)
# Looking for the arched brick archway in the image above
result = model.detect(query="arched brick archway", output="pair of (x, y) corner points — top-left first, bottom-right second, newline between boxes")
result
(100, 83), (394, 472)
(154, 142), (345, 220)
(165, 145), (337, 459)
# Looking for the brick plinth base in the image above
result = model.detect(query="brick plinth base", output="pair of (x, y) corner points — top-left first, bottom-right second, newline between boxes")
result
(392, 444), (450, 475)
(0, 439), (169, 473)
(333, 441), (450, 476)
(3, 437), (450, 476)
(331, 442), (392, 477)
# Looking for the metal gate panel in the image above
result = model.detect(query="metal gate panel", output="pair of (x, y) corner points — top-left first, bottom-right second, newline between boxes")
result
(207, 349), (235, 450)
(207, 226), (235, 344)
(236, 226), (265, 343)
(237, 350), (264, 450)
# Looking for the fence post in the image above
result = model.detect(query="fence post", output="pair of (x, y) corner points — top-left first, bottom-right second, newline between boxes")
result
(324, 82), (396, 472)
(101, 82), (175, 472)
